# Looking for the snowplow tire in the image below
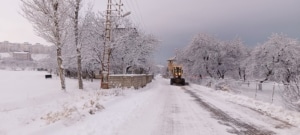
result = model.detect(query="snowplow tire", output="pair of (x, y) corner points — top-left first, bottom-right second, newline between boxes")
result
(182, 79), (185, 85)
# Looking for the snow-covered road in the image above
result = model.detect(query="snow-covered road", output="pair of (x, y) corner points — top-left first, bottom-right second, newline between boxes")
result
(1, 71), (300, 135)
(114, 79), (233, 135)
(113, 78), (231, 135)
(109, 77), (297, 135)
(54, 76), (298, 135)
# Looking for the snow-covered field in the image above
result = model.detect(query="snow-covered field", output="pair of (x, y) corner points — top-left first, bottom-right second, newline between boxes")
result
(0, 70), (116, 135)
(1, 70), (300, 135)
(0, 53), (11, 58)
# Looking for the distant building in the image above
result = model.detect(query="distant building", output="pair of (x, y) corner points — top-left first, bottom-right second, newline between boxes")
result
(0, 41), (10, 52)
(0, 41), (52, 54)
(12, 52), (32, 61)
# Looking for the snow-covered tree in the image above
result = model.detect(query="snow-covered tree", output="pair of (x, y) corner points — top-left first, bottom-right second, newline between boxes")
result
(80, 11), (105, 75)
(250, 33), (300, 111)
(213, 38), (247, 79)
(21, 0), (70, 90)
(252, 33), (300, 83)
(178, 33), (248, 81)
(239, 47), (253, 81)
(221, 38), (249, 80)
(62, 9), (105, 80)
(111, 26), (159, 74)
(177, 33), (219, 79)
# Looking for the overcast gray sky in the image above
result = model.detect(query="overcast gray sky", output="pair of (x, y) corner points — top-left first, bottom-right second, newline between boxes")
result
(1, 0), (300, 64)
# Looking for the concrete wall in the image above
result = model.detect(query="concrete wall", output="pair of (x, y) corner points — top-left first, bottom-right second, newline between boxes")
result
(108, 74), (154, 89)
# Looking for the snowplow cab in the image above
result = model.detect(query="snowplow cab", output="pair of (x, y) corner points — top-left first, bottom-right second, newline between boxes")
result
(170, 66), (185, 85)
(172, 66), (183, 78)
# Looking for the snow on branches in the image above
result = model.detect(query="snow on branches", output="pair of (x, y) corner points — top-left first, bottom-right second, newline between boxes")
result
(178, 33), (247, 81)
(252, 33), (300, 83)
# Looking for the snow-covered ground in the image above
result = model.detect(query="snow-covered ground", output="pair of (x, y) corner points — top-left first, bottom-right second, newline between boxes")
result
(1, 70), (300, 135)
(230, 80), (285, 107)
(0, 53), (11, 58)
(31, 54), (48, 61)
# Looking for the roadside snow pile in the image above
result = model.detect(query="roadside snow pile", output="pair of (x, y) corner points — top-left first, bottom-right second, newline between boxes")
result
(216, 90), (300, 126)
(214, 80), (231, 91)
(203, 78), (237, 92)
(39, 90), (106, 125)
(38, 88), (127, 125)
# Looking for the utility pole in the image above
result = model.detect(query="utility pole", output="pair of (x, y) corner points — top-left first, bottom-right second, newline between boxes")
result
(117, 0), (123, 17)
(101, 0), (113, 89)
(101, 0), (130, 89)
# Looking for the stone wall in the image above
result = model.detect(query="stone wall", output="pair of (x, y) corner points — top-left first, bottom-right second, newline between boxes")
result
(108, 74), (154, 89)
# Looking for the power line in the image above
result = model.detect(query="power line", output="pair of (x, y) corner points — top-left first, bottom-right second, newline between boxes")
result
(124, 0), (136, 21)
(125, 0), (144, 29)
(132, 0), (147, 30)
(129, 0), (144, 29)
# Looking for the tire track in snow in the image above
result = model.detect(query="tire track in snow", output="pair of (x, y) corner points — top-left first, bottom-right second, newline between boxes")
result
(159, 88), (180, 135)
(183, 87), (275, 135)
(158, 86), (229, 135)
(235, 103), (295, 129)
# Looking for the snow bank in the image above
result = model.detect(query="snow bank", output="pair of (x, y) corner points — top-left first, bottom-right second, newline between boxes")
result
(221, 92), (300, 126)
(192, 83), (300, 126)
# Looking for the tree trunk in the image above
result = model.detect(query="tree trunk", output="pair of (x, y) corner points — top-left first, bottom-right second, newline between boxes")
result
(57, 47), (66, 90)
(238, 67), (242, 80)
(261, 68), (272, 83)
(54, 2), (66, 90)
(243, 70), (246, 81)
(285, 68), (291, 83)
(77, 48), (83, 89)
(206, 65), (213, 78)
(74, 0), (83, 89)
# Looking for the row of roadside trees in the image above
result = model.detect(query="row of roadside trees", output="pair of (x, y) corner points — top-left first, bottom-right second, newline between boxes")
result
(21, 0), (158, 90)
(177, 33), (300, 111)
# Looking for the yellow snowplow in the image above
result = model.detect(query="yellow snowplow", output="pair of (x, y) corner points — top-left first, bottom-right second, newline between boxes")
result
(167, 59), (186, 85)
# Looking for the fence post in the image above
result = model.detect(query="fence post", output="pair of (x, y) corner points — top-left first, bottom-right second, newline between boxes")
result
(258, 82), (262, 91)
(122, 75), (124, 89)
(271, 82), (275, 103)
(255, 81), (258, 99)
